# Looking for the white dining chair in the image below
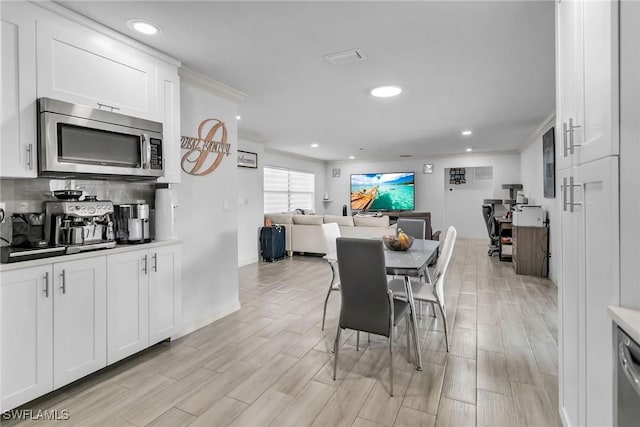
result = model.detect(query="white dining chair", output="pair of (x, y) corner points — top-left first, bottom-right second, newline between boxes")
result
(321, 222), (342, 331)
(388, 226), (457, 351)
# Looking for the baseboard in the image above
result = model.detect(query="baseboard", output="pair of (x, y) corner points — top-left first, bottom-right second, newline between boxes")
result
(174, 299), (241, 339)
(238, 257), (258, 267)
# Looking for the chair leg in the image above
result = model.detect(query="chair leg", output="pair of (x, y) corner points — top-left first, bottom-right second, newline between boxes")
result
(333, 328), (342, 380)
(389, 329), (394, 396)
(439, 302), (449, 352)
(404, 315), (412, 365)
(356, 331), (360, 351)
(430, 301), (438, 318)
(321, 264), (337, 331)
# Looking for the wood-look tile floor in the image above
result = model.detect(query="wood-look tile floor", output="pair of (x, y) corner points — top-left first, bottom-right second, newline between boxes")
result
(5, 239), (562, 427)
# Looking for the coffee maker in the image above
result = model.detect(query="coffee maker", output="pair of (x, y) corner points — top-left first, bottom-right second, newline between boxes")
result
(44, 199), (117, 254)
(114, 204), (151, 243)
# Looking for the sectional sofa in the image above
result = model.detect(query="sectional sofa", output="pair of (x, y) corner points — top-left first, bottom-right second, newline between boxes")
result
(263, 213), (396, 255)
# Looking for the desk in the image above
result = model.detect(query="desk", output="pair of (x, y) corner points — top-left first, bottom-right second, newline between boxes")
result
(383, 239), (440, 371)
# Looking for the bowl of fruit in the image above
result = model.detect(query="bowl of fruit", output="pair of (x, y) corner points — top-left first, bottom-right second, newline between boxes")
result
(382, 229), (414, 251)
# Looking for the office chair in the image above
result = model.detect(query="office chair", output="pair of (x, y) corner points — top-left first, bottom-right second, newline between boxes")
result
(482, 204), (499, 256)
(333, 238), (414, 396)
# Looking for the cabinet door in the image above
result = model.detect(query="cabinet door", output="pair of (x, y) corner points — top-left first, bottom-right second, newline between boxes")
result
(1, 2), (37, 178)
(556, 0), (583, 171)
(36, 19), (159, 121)
(575, 156), (619, 426)
(157, 65), (181, 184)
(149, 245), (182, 344)
(52, 257), (107, 388)
(558, 166), (580, 427)
(0, 265), (53, 411)
(578, 0), (619, 165)
(106, 250), (149, 364)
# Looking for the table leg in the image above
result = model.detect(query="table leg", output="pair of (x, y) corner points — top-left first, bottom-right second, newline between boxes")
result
(404, 275), (423, 371)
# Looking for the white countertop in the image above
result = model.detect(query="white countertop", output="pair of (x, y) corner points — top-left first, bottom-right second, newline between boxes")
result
(0, 239), (183, 272)
(608, 306), (640, 344)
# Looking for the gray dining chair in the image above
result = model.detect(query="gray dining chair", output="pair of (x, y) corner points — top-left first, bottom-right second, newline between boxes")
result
(333, 237), (414, 396)
(388, 226), (457, 351)
(396, 218), (426, 240)
(321, 222), (342, 331)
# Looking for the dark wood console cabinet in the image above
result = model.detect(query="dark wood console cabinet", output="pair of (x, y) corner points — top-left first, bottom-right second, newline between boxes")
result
(512, 226), (549, 277)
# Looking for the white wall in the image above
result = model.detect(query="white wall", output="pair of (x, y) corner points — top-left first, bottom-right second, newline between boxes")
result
(237, 138), (265, 266)
(519, 119), (560, 283)
(325, 152), (521, 235)
(262, 149), (328, 214)
(443, 167), (494, 238)
(175, 82), (240, 333)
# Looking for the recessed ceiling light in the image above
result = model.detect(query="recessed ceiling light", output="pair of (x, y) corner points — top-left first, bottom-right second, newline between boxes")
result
(349, 156), (355, 160)
(370, 86), (402, 98)
(466, 148), (473, 152)
(462, 130), (473, 136)
(310, 143), (319, 148)
(127, 19), (162, 35)
(236, 115), (241, 120)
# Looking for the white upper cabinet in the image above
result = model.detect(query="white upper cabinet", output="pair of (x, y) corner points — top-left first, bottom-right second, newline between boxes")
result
(1, 2), (37, 178)
(157, 65), (182, 183)
(557, 0), (619, 170)
(36, 19), (159, 122)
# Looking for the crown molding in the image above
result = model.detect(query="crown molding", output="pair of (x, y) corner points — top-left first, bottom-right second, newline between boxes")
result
(238, 131), (268, 144)
(520, 111), (556, 151)
(179, 67), (247, 103)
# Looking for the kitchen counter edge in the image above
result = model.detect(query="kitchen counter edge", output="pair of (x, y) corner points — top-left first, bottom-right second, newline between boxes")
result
(608, 305), (640, 344)
(0, 240), (183, 272)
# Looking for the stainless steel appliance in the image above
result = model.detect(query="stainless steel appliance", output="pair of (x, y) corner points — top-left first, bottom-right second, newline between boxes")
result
(44, 199), (116, 254)
(38, 98), (164, 179)
(114, 204), (151, 243)
(11, 213), (47, 247)
(616, 327), (640, 426)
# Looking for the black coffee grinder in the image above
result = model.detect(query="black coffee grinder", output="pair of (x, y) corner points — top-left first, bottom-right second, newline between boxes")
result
(11, 213), (48, 248)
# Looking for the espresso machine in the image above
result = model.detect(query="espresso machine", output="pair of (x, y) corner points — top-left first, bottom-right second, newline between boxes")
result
(44, 198), (117, 254)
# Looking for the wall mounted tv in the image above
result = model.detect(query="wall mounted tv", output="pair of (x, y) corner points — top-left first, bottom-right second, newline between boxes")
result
(350, 172), (415, 211)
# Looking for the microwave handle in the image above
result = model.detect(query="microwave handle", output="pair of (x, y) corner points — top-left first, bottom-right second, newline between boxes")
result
(141, 134), (151, 169)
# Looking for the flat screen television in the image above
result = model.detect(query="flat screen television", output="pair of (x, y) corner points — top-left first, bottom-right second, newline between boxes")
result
(350, 172), (415, 211)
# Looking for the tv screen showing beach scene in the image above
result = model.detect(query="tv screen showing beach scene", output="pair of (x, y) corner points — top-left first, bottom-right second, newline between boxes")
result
(350, 172), (415, 211)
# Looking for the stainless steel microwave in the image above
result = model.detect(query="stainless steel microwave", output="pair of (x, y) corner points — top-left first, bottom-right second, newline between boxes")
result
(38, 98), (164, 179)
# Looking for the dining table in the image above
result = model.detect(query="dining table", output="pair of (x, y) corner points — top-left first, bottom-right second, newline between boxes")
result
(383, 238), (440, 371)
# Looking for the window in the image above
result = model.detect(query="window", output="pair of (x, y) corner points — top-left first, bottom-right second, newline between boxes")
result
(264, 167), (315, 213)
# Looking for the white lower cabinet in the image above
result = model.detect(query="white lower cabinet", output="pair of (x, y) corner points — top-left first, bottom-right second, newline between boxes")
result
(106, 250), (149, 364)
(52, 257), (107, 389)
(0, 266), (53, 411)
(559, 156), (619, 426)
(1, 242), (181, 412)
(149, 245), (182, 344)
(106, 244), (181, 363)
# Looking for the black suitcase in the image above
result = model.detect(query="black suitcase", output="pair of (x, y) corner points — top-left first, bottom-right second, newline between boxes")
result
(260, 225), (286, 262)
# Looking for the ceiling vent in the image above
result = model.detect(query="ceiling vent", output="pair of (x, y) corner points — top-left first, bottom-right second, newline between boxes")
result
(399, 154), (413, 158)
(323, 49), (366, 65)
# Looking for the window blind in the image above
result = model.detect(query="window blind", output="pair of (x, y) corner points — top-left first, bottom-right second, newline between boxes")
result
(264, 167), (315, 213)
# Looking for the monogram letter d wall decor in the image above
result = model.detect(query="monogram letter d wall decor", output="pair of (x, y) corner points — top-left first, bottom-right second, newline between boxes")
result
(181, 118), (231, 176)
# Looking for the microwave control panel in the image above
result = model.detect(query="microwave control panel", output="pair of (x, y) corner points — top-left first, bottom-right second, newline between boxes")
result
(149, 138), (163, 170)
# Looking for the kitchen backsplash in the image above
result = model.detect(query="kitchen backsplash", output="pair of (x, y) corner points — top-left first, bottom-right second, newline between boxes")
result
(0, 178), (156, 244)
